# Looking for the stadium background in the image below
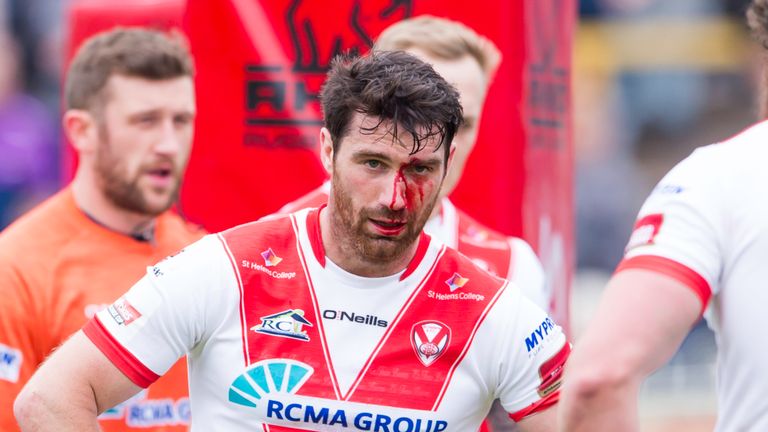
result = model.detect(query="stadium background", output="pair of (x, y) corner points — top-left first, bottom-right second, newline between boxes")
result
(0, 0), (757, 430)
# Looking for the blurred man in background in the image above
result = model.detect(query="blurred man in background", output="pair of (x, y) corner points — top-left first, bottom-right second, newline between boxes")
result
(560, 1), (768, 431)
(278, 18), (550, 430)
(0, 27), (203, 431)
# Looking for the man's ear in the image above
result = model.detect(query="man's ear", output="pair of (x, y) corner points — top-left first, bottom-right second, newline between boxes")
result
(63, 109), (97, 153)
(319, 127), (334, 174)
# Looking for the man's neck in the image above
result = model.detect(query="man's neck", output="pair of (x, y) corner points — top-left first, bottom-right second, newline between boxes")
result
(71, 173), (157, 240)
(319, 206), (416, 278)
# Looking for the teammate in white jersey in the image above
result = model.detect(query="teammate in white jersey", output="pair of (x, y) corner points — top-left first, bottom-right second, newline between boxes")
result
(560, 2), (768, 430)
(15, 50), (568, 432)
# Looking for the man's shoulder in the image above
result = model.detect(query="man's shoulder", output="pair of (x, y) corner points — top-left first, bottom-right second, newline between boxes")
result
(447, 204), (542, 280)
(453, 207), (511, 245)
(686, 120), (768, 170)
(436, 241), (507, 285)
(0, 189), (77, 258)
(276, 182), (330, 215)
(221, 211), (299, 241)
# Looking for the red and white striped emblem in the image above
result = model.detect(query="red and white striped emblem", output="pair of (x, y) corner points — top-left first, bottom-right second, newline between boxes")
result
(411, 320), (451, 367)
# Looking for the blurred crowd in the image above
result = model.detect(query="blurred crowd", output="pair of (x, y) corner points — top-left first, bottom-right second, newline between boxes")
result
(0, 0), (63, 227)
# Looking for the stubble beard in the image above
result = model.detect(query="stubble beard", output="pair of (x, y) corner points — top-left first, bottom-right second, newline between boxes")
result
(330, 171), (438, 266)
(95, 126), (179, 216)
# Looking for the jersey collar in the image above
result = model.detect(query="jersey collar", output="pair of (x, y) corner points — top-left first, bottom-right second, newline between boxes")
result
(306, 204), (431, 281)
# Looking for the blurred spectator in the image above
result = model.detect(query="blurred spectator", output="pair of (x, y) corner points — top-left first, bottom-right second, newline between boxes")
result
(0, 29), (58, 228)
(5, 0), (65, 109)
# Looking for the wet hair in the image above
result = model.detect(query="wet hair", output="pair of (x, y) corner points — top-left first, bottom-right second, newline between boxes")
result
(320, 50), (463, 165)
(65, 27), (194, 111)
(375, 15), (491, 75)
(749, 0), (768, 49)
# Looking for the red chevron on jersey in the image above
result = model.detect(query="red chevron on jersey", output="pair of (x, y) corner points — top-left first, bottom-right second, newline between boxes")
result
(346, 246), (506, 410)
(220, 216), (338, 400)
(221, 209), (507, 411)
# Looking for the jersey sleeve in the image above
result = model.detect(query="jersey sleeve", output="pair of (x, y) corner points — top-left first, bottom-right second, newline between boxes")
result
(618, 147), (724, 311)
(83, 234), (235, 388)
(507, 238), (548, 312)
(0, 258), (44, 431)
(493, 288), (569, 421)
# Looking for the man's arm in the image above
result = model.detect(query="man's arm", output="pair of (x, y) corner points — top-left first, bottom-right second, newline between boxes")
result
(558, 268), (702, 432)
(14, 331), (141, 432)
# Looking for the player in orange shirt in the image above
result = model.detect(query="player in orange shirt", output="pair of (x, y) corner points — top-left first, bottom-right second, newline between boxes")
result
(0, 28), (203, 431)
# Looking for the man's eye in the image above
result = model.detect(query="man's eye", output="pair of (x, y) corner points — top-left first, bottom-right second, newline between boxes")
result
(137, 115), (158, 125)
(174, 114), (193, 126)
(412, 165), (431, 174)
(365, 160), (381, 168)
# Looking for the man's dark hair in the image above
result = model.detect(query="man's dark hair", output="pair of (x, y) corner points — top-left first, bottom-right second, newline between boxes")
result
(749, 0), (768, 48)
(65, 27), (194, 112)
(320, 50), (463, 165)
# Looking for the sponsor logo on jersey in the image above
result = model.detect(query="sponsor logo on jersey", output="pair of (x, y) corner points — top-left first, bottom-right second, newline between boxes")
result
(653, 183), (684, 194)
(460, 226), (508, 249)
(525, 317), (557, 355)
(411, 321), (451, 367)
(426, 290), (486, 302)
(266, 400), (448, 431)
(228, 359), (448, 431)
(537, 343), (571, 398)
(625, 213), (664, 252)
(466, 225), (489, 242)
(261, 247), (283, 267)
(322, 309), (388, 327)
(99, 390), (191, 426)
(445, 273), (469, 292)
(242, 252), (297, 279)
(252, 309), (313, 341)
(0, 342), (22, 383)
(228, 359), (313, 407)
(99, 390), (147, 420)
(151, 266), (164, 277)
(126, 398), (191, 427)
(108, 297), (142, 326)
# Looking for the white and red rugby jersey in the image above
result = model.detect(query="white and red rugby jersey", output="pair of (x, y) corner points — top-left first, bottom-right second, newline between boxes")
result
(277, 182), (548, 310)
(85, 207), (568, 431)
(618, 120), (768, 431)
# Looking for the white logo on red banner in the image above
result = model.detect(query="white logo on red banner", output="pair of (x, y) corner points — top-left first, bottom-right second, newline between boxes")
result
(411, 320), (451, 367)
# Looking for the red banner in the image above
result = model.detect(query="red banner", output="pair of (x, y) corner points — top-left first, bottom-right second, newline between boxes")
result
(63, 0), (574, 331)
